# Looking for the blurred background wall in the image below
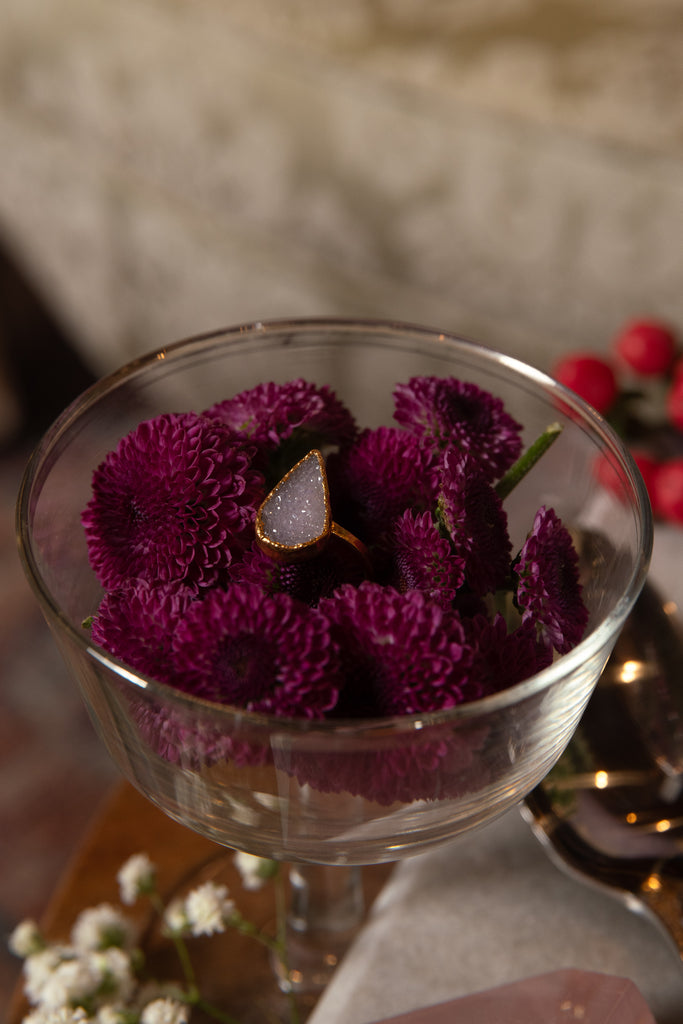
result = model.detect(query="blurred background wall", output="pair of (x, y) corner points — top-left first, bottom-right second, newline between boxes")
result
(1, 0), (682, 382)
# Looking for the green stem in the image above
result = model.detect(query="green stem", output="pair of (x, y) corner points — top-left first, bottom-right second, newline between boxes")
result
(171, 934), (198, 991)
(149, 891), (199, 992)
(228, 913), (280, 953)
(495, 422), (563, 501)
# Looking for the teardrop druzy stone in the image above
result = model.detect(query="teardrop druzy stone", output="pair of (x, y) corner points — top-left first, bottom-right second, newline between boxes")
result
(256, 449), (331, 556)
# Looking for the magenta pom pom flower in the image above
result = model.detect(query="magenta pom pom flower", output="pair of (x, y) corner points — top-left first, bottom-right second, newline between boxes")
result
(82, 412), (264, 590)
(390, 508), (465, 607)
(91, 579), (196, 684)
(464, 613), (552, 693)
(171, 583), (342, 718)
(437, 453), (512, 597)
(282, 723), (490, 806)
(393, 375), (522, 480)
(338, 427), (442, 534)
(320, 582), (483, 716)
(205, 379), (357, 457)
(92, 580), (238, 768)
(513, 505), (588, 655)
(232, 540), (366, 605)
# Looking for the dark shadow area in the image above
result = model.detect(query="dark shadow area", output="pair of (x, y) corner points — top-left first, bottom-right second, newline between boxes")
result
(0, 234), (118, 1017)
(0, 236), (97, 451)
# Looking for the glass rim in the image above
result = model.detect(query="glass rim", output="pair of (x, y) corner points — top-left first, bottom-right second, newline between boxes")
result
(15, 315), (654, 734)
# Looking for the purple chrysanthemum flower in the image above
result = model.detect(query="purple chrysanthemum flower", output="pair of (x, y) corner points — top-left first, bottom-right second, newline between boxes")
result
(513, 506), (589, 655)
(390, 509), (465, 607)
(171, 582), (341, 718)
(320, 581), (482, 716)
(130, 692), (246, 770)
(91, 578), (196, 684)
(283, 710), (495, 805)
(204, 379), (357, 456)
(282, 726), (488, 806)
(91, 580), (239, 768)
(337, 427), (442, 537)
(229, 543), (282, 593)
(393, 376), (522, 480)
(231, 540), (367, 606)
(438, 453), (511, 597)
(82, 412), (264, 590)
(129, 700), (211, 766)
(464, 613), (553, 694)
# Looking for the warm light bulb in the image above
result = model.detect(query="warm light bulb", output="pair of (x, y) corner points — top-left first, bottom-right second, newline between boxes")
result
(619, 660), (641, 684)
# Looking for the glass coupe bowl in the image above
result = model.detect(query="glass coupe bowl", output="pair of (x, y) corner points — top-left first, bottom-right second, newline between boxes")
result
(17, 318), (652, 1014)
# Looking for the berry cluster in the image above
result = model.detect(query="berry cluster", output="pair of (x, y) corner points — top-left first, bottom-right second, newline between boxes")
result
(554, 319), (683, 524)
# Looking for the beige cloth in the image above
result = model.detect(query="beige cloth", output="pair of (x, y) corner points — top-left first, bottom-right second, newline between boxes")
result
(354, 970), (656, 1024)
(308, 808), (683, 1024)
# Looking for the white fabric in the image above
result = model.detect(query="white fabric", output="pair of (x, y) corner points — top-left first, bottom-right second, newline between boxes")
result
(309, 809), (683, 1024)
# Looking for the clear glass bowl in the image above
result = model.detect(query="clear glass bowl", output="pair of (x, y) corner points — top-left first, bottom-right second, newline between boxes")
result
(17, 318), (652, 866)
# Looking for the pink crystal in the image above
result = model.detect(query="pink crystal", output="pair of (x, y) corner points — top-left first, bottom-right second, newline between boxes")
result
(371, 970), (655, 1024)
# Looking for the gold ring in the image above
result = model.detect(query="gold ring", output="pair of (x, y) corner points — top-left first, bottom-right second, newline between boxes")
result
(255, 449), (371, 572)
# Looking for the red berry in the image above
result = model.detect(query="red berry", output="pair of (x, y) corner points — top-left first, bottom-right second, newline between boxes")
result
(594, 448), (660, 510)
(652, 458), (683, 524)
(667, 376), (683, 431)
(554, 353), (618, 414)
(613, 319), (677, 377)
(593, 452), (621, 496)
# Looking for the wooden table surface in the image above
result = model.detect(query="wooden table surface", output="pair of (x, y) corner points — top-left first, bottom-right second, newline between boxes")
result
(7, 781), (392, 1023)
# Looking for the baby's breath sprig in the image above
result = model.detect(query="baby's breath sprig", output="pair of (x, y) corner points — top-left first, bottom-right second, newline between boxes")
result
(9, 851), (298, 1024)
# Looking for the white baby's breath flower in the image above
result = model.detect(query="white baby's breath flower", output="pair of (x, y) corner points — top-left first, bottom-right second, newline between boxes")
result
(89, 947), (137, 1005)
(233, 852), (277, 891)
(133, 980), (187, 1011)
(71, 904), (136, 952)
(23, 1005), (90, 1024)
(35, 954), (100, 1010)
(184, 882), (235, 937)
(140, 998), (189, 1024)
(162, 899), (189, 937)
(23, 948), (68, 1006)
(9, 919), (45, 958)
(95, 1007), (129, 1024)
(117, 854), (156, 906)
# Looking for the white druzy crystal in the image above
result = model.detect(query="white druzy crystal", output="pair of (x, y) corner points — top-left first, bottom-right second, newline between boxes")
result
(259, 450), (329, 547)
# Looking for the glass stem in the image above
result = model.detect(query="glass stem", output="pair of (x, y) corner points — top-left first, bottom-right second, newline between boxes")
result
(276, 863), (365, 995)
